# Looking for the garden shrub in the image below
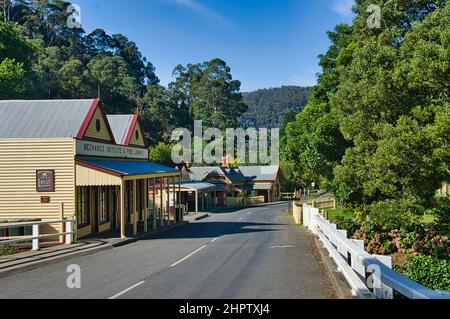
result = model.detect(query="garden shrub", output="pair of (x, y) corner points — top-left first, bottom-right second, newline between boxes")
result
(0, 245), (18, 256)
(333, 214), (360, 237)
(369, 198), (423, 231)
(402, 255), (450, 291)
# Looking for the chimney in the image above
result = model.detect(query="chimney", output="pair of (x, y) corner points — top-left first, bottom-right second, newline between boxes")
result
(221, 155), (230, 168)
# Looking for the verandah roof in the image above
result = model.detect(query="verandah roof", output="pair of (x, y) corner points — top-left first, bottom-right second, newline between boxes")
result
(76, 159), (179, 178)
(178, 182), (216, 191)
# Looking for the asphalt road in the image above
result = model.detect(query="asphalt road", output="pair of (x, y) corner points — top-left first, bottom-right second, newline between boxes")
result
(0, 203), (335, 299)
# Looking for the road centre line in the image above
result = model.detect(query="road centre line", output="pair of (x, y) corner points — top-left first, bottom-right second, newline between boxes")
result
(109, 281), (146, 299)
(169, 245), (207, 267)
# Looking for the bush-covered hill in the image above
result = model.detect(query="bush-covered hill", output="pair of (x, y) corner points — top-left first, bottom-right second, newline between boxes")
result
(241, 86), (312, 128)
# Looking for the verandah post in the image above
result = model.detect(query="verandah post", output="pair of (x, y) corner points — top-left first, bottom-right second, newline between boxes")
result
(120, 180), (126, 239)
(166, 177), (171, 224)
(160, 178), (164, 227)
(173, 176), (176, 222)
(133, 179), (137, 236)
(153, 177), (157, 230)
(144, 179), (148, 233)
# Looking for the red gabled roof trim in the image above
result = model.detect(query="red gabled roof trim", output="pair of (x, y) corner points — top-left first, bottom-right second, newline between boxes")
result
(99, 105), (117, 144)
(76, 98), (116, 144)
(76, 98), (99, 139)
(76, 160), (123, 177)
(124, 114), (139, 146)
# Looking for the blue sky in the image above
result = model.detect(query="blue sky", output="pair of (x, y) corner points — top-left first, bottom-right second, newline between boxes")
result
(75, 0), (355, 92)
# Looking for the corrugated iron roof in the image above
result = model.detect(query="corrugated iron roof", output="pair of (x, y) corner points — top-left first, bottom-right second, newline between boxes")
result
(189, 166), (280, 183)
(107, 115), (135, 145)
(189, 167), (223, 182)
(178, 182), (216, 191)
(0, 99), (94, 138)
(239, 166), (280, 181)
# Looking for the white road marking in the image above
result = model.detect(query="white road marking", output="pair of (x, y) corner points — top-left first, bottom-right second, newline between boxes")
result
(238, 217), (243, 221)
(211, 237), (220, 243)
(271, 245), (295, 249)
(247, 212), (252, 215)
(109, 281), (146, 299)
(170, 245), (207, 267)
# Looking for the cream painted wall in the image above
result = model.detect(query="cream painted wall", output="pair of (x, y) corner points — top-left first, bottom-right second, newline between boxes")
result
(0, 139), (75, 222)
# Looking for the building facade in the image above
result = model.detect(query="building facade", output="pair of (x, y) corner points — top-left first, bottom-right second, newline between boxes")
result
(0, 99), (181, 239)
(189, 165), (281, 205)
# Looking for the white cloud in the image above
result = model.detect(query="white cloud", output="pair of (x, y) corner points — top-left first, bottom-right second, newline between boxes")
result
(331, 0), (355, 16)
(164, 0), (231, 26)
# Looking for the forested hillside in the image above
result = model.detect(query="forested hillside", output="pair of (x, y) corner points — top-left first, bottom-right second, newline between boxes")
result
(0, 0), (247, 145)
(241, 86), (312, 128)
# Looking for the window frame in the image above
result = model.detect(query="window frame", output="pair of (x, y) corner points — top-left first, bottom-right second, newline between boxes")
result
(76, 186), (90, 227)
(99, 186), (109, 225)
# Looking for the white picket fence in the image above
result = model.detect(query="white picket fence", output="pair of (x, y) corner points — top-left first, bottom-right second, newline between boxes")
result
(301, 204), (449, 299)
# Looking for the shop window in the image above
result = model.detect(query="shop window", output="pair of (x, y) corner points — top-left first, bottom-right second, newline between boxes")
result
(99, 187), (109, 224)
(76, 187), (90, 226)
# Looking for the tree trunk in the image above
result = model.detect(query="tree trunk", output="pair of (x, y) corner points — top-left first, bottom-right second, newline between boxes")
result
(1, 0), (10, 23)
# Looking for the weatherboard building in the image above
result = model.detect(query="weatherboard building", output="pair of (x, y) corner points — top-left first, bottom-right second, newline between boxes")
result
(0, 99), (182, 239)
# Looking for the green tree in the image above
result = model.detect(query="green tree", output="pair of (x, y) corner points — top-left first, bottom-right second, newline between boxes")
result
(331, 0), (450, 228)
(171, 58), (247, 130)
(2, 1), (159, 115)
(0, 58), (27, 98)
(140, 84), (187, 145)
(0, 20), (36, 98)
(282, 24), (352, 187)
(85, 55), (136, 113)
(149, 142), (175, 166)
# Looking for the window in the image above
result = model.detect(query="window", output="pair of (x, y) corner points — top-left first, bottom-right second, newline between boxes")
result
(76, 187), (90, 226)
(95, 119), (101, 132)
(135, 129), (139, 141)
(99, 187), (109, 224)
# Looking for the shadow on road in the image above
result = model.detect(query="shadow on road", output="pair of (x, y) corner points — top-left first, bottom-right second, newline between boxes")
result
(143, 221), (284, 240)
(208, 202), (289, 215)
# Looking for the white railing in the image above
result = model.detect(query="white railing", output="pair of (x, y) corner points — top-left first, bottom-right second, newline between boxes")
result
(0, 218), (77, 251)
(302, 204), (450, 299)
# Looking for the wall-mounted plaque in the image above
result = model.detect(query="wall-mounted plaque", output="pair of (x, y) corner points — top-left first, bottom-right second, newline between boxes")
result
(36, 170), (55, 192)
(41, 196), (51, 204)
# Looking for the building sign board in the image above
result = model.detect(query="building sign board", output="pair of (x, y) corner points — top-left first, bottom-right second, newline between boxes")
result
(76, 140), (148, 160)
(36, 170), (55, 192)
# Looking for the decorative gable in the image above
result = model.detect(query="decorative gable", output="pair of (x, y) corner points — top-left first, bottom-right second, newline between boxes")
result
(127, 120), (146, 147)
(81, 102), (115, 143)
